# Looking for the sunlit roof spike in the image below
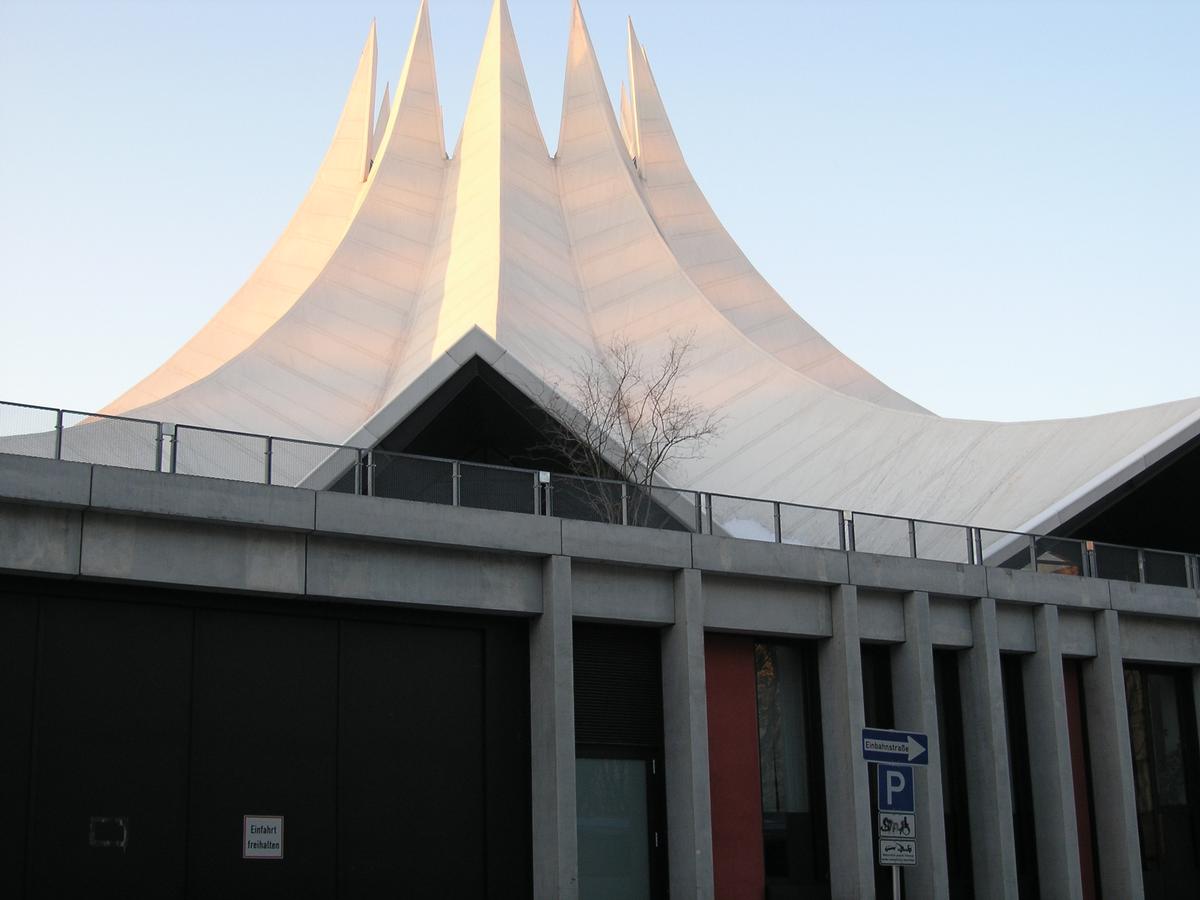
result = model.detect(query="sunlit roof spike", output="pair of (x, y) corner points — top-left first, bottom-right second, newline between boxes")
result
(619, 82), (636, 160)
(625, 23), (929, 413)
(624, 18), (644, 162)
(559, 0), (627, 159)
(379, 0), (445, 160)
(370, 83), (390, 164)
(100, 19), (381, 417)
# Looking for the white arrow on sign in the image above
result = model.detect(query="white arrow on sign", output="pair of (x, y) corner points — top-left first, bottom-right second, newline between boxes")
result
(906, 736), (923, 762)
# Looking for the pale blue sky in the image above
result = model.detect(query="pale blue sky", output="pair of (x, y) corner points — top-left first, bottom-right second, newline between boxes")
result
(1, 0), (1196, 421)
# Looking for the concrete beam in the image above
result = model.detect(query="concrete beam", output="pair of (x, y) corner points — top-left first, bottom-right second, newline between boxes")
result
(79, 511), (304, 594)
(691, 535), (848, 584)
(958, 597), (1019, 900)
(561, 519), (691, 569)
(0, 453), (91, 507)
(661, 569), (715, 899)
(91, 465), (315, 531)
(530, 556), (578, 900)
(892, 591), (950, 899)
(1022, 605), (1083, 900)
(1081, 610), (1144, 899)
(314, 490), (562, 557)
(305, 536), (541, 614)
(0, 502), (82, 576)
(818, 584), (875, 899)
(848, 552), (986, 598)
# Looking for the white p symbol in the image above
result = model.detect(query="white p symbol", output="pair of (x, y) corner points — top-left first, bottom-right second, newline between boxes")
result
(886, 769), (906, 805)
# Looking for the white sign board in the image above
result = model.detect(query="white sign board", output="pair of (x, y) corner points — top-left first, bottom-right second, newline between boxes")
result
(243, 815), (284, 860)
(878, 812), (915, 839)
(879, 837), (917, 867)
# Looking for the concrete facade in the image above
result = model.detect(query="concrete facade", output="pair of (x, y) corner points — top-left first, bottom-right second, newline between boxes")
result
(3, 453), (1197, 898)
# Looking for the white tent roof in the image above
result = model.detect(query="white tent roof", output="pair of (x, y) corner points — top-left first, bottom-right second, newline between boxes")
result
(90, 0), (1200, 536)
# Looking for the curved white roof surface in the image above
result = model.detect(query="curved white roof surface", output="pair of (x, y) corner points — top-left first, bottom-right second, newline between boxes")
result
(87, 0), (1199, 537)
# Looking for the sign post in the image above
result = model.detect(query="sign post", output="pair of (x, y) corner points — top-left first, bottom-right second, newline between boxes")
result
(862, 728), (927, 900)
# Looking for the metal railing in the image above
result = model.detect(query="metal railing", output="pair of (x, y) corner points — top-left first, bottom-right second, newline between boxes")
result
(2, 398), (1197, 592)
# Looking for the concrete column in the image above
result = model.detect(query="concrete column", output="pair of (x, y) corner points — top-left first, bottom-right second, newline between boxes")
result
(661, 568), (715, 899)
(891, 591), (949, 900)
(818, 584), (875, 899)
(1081, 609), (1144, 899)
(958, 597), (1019, 900)
(1022, 604), (1083, 900)
(530, 555), (578, 900)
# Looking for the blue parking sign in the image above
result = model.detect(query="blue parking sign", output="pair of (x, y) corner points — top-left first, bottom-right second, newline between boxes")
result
(877, 763), (914, 813)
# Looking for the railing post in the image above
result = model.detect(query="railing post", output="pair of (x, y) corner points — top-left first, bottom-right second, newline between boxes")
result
(907, 519), (918, 558)
(694, 492), (703, 534)
(452, 461), (462, 507)
(1189, 555), (1199, 590)
(966, 527), (977, 565)
(169, 426), (179, 474)
(620, 482), (629, 526)
(837, 511), (847, 551)
(354, 450), (364, 496)
(533, 474), (541, 515)
(263, 436), (273, 485)
(1083, 541), (1096, 579)
(773, 501), (782, 543)
(366, 450), (375, 497)
(1028, 534), (1038, 571)
(705, 493), (714, 535)
(53, 409), (63, 460)
(844, 512), (856, 552)
(1136, 549), (1147, 584)
(154, 423), (164, 473)
(973, 528), (984, 566)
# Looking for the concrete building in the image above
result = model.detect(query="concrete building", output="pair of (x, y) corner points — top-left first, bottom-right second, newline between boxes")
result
(1, 2), (1197, 898)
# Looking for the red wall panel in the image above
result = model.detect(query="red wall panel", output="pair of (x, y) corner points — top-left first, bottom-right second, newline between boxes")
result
(705, 633), (765, 900)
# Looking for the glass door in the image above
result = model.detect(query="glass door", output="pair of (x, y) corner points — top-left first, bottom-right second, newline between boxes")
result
(576, 757), (654, 900)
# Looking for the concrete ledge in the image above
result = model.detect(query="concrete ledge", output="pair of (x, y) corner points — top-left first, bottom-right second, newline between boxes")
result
(1121, 616), (1200, 665)
(929, 596), (972, 649)
(79, 512), (305, 595)
(703, 575), (831, 638)
(562, 519), (692, 569)
(0, 453), (92, 507)
(691, 535), (848, 584)
(1059, 609), (1097, 657)
(315, 491), (562, 556)
(996, 603), (1036, 653)
(90, 466), (316, 531)
(306, 535), (540, 615)
(985, 567), (1112, 609)
(1108, 580), (1200, 620)
(848, 552), (987, 597)
(858, 590), (905, 642)
(0, 502), (82, 576)
(572, 562), (674, 624)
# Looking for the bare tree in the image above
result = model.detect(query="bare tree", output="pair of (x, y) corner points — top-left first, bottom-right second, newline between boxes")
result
(542, 331), (722, 526)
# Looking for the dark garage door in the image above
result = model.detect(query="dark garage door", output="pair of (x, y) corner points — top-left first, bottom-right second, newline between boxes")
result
(4, 585), (530, 899)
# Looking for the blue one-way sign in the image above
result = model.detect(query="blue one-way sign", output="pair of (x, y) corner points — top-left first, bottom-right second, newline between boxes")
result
(861, 727), (929, 766)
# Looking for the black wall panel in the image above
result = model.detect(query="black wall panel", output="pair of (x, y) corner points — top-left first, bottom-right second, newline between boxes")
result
(28, 599), (193, 899)
(0, 595), (38, 898)
(188, 610), (339, 899)
(339, 622), (484, 897)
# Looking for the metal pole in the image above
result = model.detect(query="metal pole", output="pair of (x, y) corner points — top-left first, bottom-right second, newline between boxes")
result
(1028, 534), (1038, 571)
(845, 513), (856, 552)
(451, 461), (461, 507)
(837, 511), (847, 551)
(694, 492), (703, 534)
(966, 527), (976, 565)
(154, 423), (164, 473)
(263, 436), (273, 485)
(53, 409), (63, 460)
(773, 501), (782, 543)
(1137, 549), (1146, 584)
(354, 450), (364, 496)
(366, 450), (375, 497)
(620, 482), (629, 526)
(169, 428), (179, 474)
(705, 493), (714, 535)
(892, 864), (900, 900)
(907, 519), (917, 558)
